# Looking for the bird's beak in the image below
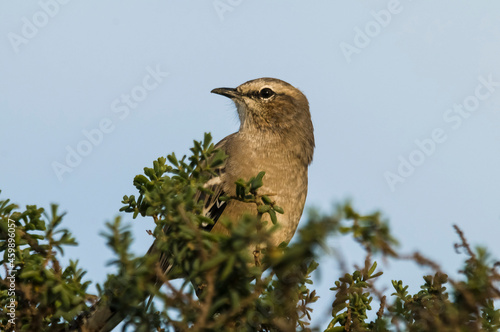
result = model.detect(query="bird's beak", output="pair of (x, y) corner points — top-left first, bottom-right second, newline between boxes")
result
(211, 87), (241, 99)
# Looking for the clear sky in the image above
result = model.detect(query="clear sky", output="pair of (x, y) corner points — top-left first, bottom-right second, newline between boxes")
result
(1, 1), (500, 329)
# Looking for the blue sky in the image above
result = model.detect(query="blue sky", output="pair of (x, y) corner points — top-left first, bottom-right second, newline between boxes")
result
(1, 1), (500, 329)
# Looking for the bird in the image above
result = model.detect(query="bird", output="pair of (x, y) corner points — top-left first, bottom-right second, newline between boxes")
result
(206, 78), (314, 243)
(80, 77), (314, 331)
(154, 77), (315, 275)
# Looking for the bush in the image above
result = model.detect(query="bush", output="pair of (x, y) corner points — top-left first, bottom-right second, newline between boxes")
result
(1, 134), (499, 331)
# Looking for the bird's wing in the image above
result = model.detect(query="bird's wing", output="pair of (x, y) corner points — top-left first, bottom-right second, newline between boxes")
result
(197, 133), (235, 231)
(152, 133), (235, 277)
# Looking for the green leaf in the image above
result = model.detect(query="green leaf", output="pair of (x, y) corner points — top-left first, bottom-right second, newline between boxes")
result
(261, 195), (272, 205)
(273, 206), (284, 214)
(220, 254), (236, 280)
(250, 171), (265, 190)
(203, 132), (213, 150)
(144, 167), (156, 180)
(269, 209), (277, 224)
(133, 175), (150, 188)
(257, 205), (271, 214)
(200, 253), (227, 272)
(167, 153), (179, 167)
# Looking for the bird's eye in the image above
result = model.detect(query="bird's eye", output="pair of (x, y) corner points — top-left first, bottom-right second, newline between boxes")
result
(259, 88), (275, 99)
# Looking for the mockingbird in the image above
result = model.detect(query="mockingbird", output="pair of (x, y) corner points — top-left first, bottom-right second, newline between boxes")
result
(155, 77), (315, 274)
(81, 77), (314, 331)
(206, 78), (314, 245)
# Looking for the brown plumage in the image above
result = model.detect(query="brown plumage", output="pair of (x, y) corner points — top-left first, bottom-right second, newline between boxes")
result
(205, 77), (314, 246)
(155, 78), (314, 275)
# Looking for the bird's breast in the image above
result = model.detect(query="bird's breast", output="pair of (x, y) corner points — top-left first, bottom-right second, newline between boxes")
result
(220, 135), (310, 245)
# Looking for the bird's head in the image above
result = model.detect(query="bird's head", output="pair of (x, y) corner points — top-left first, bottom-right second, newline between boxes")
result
(212, 77), (315, 164)
(211, 78), (313, 135)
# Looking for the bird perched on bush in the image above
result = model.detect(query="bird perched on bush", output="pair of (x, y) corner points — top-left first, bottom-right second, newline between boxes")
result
(82, 77), (314, 331)
(154, 77), (315, 274)
(207, 78), (314, 243)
